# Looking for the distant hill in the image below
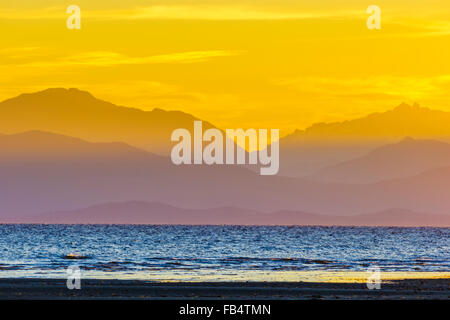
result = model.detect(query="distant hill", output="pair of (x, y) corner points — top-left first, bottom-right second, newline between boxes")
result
(308, 137), (450, 183)
(9, 201), (448, 227)
(2, 131), (450, 220)
(335, 209), (450, 227)
(0, 88), (217, 155)
(289, 103), (450, 139)
(0, 130), (164, 162)
(277, 103), (450, 177)
(3, 90), (450, 178)
(0, 131), (266, 215)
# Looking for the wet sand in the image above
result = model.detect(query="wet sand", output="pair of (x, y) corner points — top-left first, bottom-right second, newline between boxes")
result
(0, 278), (448, 299)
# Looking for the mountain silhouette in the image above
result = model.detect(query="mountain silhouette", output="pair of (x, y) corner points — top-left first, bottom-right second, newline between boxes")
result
(0, 130), (268, 215)
(0, 130), (164, 162)
(278, 102), (450, 177)
(2, 130), (450, 220)
(0, 88), (217, 155)
(10, 201), (448, 227)
(2, 92), (450, 225)
(3, 90), (450, 177)
(290, 102), (450, 138)
(308, 137), (450, 183)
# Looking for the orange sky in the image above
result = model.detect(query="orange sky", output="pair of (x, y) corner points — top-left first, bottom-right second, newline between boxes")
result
(1, 0), (450, 135)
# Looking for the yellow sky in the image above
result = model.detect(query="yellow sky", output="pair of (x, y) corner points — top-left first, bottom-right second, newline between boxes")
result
(1, 0), (450, 135)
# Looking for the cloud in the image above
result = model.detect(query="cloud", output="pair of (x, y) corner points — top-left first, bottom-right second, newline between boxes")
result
(384, 19), (450, 38)
(0, 4), (360, 21)
(146, 93), (203, 102)
(126, 5), (359, 21)
(274, 75), (450, 102)
(23, 50), (243, 68)
(0, 47), (39, 54)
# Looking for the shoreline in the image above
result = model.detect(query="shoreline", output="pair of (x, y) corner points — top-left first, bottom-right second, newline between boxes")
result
(1, 270), (448, 283)
(0, 278), (448, 300)
(2, 223), (449, 227)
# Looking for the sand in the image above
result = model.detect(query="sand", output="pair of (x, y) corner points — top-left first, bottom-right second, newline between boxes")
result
(0, 278), (448, 300)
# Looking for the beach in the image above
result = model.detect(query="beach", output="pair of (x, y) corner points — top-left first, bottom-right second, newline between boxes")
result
(0, 225), (448, 301)
(0, 278), (448, 300)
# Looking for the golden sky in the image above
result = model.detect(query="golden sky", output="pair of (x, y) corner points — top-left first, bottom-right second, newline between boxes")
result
(1, 0), (450, 135)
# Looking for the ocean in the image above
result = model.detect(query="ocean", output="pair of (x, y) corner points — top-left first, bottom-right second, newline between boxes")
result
(0, 225), (448, 281)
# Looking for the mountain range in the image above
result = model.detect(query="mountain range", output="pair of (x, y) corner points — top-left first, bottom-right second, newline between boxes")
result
(6, 201), (447, 227)
(278, 102), (450, 176)
(0, 88), (217, 155)
(308, 137), (450, 183)
(1, 88), (450, 225)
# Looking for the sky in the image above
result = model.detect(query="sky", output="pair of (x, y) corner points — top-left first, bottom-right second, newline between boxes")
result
(1, 0), (450, 135)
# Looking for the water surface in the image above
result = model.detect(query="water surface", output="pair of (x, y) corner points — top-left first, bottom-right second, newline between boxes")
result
(0, 225), (448, 281)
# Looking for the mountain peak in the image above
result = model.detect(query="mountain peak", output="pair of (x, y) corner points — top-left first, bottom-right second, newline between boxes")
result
(5, 88), (98, 106)
(400, 136), (416, 143)
(43, 87), (87, 94)
(393, 102), (422, 112)
(35, 87), (94, 99)
(0, 87), (219, 155)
